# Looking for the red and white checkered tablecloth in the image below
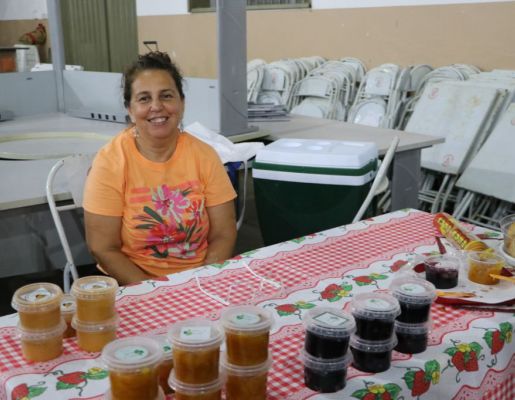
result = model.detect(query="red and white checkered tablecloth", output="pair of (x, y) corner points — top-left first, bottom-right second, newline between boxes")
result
(0, 209), (513, 400)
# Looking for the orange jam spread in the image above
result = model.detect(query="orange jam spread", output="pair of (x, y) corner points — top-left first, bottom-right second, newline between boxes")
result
(225, 372), (268, 400)
(226, 330), (269, 366)
(76, 329), (116, 352)
(158, 358), (174, 394)
(110, 367), (159, 400)
(468, 252), (505, 285)
(13, 283), (63, 330)
(71, 276), (118, 323)
(174, 389), (221, 400)
(173, 347), (219, 384)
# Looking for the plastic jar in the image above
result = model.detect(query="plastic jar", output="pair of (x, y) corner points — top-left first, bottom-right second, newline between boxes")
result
(350, 334), (397, 373)
(351, 293), (400, 340)
(72, 315), (118, 352)
(102, 336), (164, 400)
(104, 387), (164, 400)
(168, 318), (223, 384)
(394, 321), (430, 354)
(19, 319), (66, 362)
(221, 354), (272, 400)
(12, 283), (63, 330)
(390, 277), (436, 324)
(424, 254), (460, 289)
(300, 349), (352, 393)
(500, 214), (515, 258)
(467, 251), (506, 285)
(169, 373), (223, 400)
(149, 334), (174, 394)
(303, 307), (355, 359)
(220, 305), (272, 366)
(70, 276), (118, 323)
(61, 294), (76, 338)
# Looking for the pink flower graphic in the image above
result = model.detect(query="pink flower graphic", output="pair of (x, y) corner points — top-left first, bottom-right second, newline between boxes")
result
(147, 222), (184, 252)
(184, 198), (204, 221)
(169, 241), (201, 259)
(153, 185), (190, 222)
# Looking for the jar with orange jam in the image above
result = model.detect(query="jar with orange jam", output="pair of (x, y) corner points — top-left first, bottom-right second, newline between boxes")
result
(467, 251), (505, 285)
(222, 354), (272, 400)
(61, 294), (76, 338)
(221, 305), (272, 366)
(149, 334), (174, 394)
(102, 336), (164, 400)
(168, 372), (223, 400)
(70, 276), (118, 323)
(72, 315), (118, 352)
(168, 318), (223, 385)
(19, 319), (66, 362)
(12, 283), (63, 330)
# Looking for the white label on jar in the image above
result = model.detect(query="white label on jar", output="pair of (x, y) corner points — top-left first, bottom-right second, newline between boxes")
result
(60, 300), (76, 312)
(230, 312), (261, 326)
(21, 288), (54, 303)
(365, 298), (391, 310)
(80, 280), (110, 291)
(400, 283), (425, 294)
(314, 312), (348, 327)
(114, 346), (149, 361)
(180, 326), (211, 341)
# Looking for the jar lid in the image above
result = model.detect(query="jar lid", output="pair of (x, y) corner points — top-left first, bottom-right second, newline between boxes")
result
(71, 315), (118, 332)
(18, 319), (67, 340)
(390, 276), (436, 304)
(101, 336), (163, 371)
(220, 305), (273, 333)
(303, 307), (355, 337)
(424, 255), (460, 271)
(60, 294), (76, 314)
(104, 387), (164, 400)
(70, 276), (118, 300)
(299, 348), (352, 371)
(395, 321), (431, 334)
(12, 283), (63, 313)
(350, 334), (398, 352)
(168, 372), (224, 395)
(148, 334), (173, 361)
(168, 318), (223, 350)
(220, 353), (272, 376)
(351, 292), (401, 319)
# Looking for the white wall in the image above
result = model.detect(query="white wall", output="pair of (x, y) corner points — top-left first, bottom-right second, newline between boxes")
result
(136, 0), (188, 16)
(313, 0), (514, 8)
(0, 0), (47, 20)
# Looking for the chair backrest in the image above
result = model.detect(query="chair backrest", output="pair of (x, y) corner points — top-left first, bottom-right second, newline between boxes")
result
(46, 153), (95, 292)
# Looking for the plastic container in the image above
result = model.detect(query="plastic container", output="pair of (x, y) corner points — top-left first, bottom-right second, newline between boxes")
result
(18, 319), (66, 362)
(390, 277), (436, 324)
(303, 307), (355, 359)
(72, 315), (118, 352)
(169, 373), (223, 400)
(500, 214), (515, 258)
(221, 354), (271, 400)
(300, 349), (352, 393)
(149, 334), (174, 394)
(253, 138), (378, 245)
(168, 318), (223, 384)
(424, 254), (460, 289)
(102, 336), (164, 400)
(70, 276), (118, 323)
(221, 305), (272, 366)
(394, 321), (430, 354)
(12, 282), (63, 330)
(350, 335), (397, 373)
(467, 251), (506, 285)
(61, 294), (76, 338)
(351, 292), (400, 340)
(104, 387), (165, 400)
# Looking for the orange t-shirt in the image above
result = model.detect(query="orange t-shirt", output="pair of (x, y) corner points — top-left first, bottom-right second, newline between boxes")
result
(83, 128), (236, 276)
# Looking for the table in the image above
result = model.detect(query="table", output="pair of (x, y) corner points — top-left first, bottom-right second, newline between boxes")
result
(0, 209), (513, 399)
(257, 115), (444, 210)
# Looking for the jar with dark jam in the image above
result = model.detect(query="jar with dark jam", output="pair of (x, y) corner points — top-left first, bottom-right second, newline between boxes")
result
(300, 349), (351, 393)
(351, 293), (400, 341)
(303, 307), (355, 359)
(350, 335), (397, 373)
(394, 321), (429, 354)
(390, 277), (436, 324)
(424, 255), (460, 289)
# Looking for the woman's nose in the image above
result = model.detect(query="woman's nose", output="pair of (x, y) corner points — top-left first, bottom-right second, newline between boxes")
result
(150, 98), (163, 111)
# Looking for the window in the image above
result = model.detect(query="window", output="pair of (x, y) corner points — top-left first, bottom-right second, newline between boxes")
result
(189, 0), (310, 13)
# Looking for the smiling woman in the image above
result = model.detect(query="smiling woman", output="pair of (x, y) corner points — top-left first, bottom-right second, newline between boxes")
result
(82, 52), (237, 285)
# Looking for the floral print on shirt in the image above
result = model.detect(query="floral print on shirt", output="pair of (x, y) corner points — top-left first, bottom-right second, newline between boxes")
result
(134, 183), (207, 260)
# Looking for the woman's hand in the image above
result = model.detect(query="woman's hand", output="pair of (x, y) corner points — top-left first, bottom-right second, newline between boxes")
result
(84, 211), (154, 285)
(204, 200), (237, 265)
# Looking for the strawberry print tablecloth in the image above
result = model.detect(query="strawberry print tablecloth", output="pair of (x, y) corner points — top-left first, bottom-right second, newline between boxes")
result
(0, 209), (513, 400)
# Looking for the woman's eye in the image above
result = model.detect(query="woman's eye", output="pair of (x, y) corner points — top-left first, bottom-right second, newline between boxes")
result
(137, 96), (149, 103)
(162, 93), (174, 99)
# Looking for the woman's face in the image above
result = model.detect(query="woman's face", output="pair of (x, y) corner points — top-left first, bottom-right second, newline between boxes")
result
(128, 69), (184, 140)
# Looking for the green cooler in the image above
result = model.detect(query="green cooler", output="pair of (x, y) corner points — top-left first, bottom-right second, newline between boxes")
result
(253, 138), (378, 245)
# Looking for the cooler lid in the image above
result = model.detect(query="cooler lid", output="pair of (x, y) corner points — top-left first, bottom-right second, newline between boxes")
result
(255, 138), (378, 169)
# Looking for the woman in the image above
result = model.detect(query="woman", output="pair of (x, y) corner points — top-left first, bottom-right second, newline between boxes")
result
(83, 52), (237, 285)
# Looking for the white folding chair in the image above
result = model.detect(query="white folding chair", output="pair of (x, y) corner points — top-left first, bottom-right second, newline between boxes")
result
(46, 154), (95, 293)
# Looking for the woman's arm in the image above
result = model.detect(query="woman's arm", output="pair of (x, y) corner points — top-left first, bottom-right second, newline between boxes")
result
(84, 211), (153, 285)
(204, 200), (237, 265)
